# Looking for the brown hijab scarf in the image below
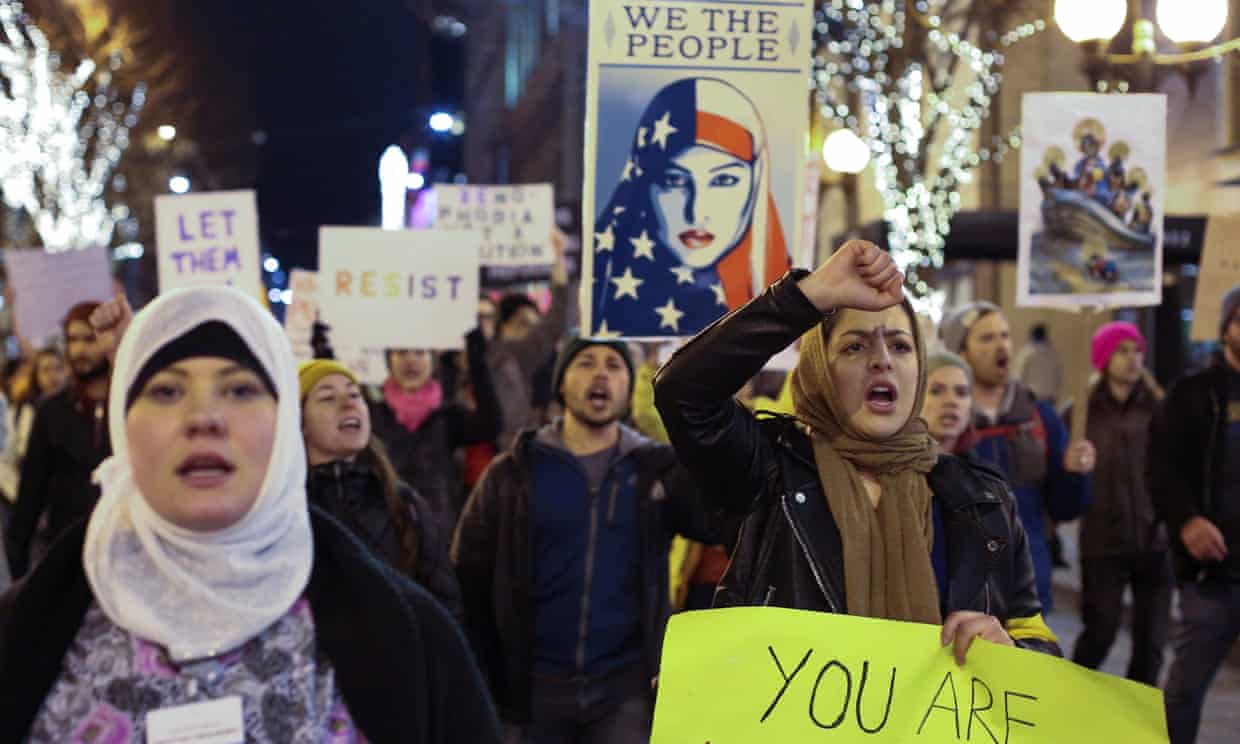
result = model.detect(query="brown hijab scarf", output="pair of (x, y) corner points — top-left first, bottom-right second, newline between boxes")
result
(790, 300), (942, 624)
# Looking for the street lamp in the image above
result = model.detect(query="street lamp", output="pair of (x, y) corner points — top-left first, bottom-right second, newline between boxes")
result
(1053, 0), (1127, 44)
(822, 129), (870, 175)
(1156, 0), (1228, 46)
(379, 145), (410, 230)
(1054, 0), (1240, 93)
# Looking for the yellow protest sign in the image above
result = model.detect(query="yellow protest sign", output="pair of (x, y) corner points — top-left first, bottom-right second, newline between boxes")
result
(652, 608), (1166, 743)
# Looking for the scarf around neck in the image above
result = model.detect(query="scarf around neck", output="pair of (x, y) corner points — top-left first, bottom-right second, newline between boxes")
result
(790, 305), (941, 624)
(383, 377), (443, 433)
(83, 286), (312, 662)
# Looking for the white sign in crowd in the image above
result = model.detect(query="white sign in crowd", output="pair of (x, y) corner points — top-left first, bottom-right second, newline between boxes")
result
(434, 184), (554, 268)
(154, 190), (264, 302)
(316, 226), (482, 351)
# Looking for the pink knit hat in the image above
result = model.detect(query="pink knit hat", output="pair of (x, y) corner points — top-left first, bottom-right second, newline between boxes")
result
(1091, 322), (1145, 372)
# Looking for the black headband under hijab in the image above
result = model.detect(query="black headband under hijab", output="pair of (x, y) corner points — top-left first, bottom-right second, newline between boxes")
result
(125, 321), (277, 410)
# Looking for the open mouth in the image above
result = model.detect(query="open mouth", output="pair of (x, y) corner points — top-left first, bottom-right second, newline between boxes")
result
(338, 416), (363, 433)
(996, 354), (1010, 372)
(586, 387), (612, 408)
(678, 229), (716, 251)
(865, 382), (898, 414)
(176, 453), (236, 487)
(938, 412), (961, 427)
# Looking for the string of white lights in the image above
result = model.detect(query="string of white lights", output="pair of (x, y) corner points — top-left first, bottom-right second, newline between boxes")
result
(813, 0), (1044, 318)
(0, 0), (143, 253)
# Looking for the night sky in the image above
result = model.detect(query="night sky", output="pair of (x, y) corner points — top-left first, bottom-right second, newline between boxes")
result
(184, 0), (464, 272)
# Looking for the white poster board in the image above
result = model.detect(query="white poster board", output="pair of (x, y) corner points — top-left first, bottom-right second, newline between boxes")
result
(5, 246), (112, 344)
(582, 0), (815, 338)
(154, 190), (263, 301)
(433, 184), (555, 267)
(285, 269), (388, 385)
(1018, 93), (1166, 309)
(1191, 215), (1240, 342)
(317, 227), (481, 350)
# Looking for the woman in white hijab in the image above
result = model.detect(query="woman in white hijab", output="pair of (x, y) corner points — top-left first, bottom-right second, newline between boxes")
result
(0, 286), (501, 743)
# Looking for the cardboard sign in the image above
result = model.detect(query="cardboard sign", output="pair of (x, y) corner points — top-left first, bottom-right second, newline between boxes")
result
(4, 246), (112, 344)
(1018, 93), (1166, 309)
(284, 269), (388, 385)
(581, 0), (815, 338)
(652, 608), (1167, 743)
(154, 190), (263, 301)
(434, 184), (555, 267)
(1191, 215), (1240, 342)
(317, 227), (481, 351)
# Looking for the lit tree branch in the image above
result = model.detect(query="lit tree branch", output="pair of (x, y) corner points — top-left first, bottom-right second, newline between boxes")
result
(813, 0), (1044, 318)
(0, 0), (144, 252)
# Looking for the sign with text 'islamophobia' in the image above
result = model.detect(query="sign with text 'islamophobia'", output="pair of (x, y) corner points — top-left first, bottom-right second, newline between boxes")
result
(316, 227), (481, 351)
(433, 184), (555, 267)
(652, 608), (1167, 743)
(154, 190), (263, 301)
(582, 0), (815, 338)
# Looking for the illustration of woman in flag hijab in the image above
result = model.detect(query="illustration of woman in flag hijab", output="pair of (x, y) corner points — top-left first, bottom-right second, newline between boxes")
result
(590, 77), (791, 337)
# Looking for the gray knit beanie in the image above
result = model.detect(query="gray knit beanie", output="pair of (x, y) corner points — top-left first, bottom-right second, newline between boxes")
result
(938, 301), (1001, 354)
(926, 351), (974, 388)
(1221, 285), (1240, 339)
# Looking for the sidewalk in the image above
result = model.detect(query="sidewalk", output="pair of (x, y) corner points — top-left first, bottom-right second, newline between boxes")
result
(1050, 524), (1240, 743)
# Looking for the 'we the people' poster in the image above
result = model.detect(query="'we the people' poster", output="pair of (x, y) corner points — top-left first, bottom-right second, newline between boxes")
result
(582, 0), (815, 338)
(1018, 93), (1167, 309)
(154, 190), (263, 301)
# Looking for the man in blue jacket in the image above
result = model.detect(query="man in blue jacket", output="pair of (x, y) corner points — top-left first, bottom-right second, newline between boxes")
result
(452, 335), (718, 744)
(941, 302), (1094, 610)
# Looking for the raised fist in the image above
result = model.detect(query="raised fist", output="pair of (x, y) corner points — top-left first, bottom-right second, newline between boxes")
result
(797, 240), (905, 314)
(89, 289), (134, 362)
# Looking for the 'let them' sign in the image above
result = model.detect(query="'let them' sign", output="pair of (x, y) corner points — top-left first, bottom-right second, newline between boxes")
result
(155, 190), (263, 301)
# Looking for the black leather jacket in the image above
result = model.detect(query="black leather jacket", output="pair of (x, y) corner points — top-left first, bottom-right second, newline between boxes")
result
(654, 271), (1059, 655)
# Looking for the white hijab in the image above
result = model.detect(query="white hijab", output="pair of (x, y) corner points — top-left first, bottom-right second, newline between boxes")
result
(83, 286), (313, 662)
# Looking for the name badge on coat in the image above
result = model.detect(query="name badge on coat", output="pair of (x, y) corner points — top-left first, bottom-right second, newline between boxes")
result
(145, 696), (244, 744)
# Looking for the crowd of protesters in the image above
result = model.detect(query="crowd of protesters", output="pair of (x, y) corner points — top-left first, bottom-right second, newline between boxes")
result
(0, 236), (1234, 744)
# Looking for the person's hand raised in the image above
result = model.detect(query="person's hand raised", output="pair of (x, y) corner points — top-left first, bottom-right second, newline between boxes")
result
(89, 289), (133, 363)
(797, 240), (905, 314)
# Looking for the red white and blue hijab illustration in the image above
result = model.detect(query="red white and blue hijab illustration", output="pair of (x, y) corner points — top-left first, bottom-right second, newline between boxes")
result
(589, 78), (791, 337)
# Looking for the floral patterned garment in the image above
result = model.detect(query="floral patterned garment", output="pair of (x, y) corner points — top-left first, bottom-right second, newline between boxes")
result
(29, 599), (367, 744)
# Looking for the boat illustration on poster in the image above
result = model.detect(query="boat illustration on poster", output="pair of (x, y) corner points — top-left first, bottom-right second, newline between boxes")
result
(1018, 93), (1166, 309)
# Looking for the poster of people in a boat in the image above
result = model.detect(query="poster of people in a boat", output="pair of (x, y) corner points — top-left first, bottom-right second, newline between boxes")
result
(581, 0), (814, 338)
(1018, 93), (1167, 309)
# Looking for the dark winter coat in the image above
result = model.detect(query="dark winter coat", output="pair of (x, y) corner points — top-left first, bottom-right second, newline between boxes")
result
(1071, 380), (1166, 558)
(450, 423), (721, 724)
(6, 388), (110, 578)
(1151, 356), (1234, 582)
(653, 271), (1060, 655)
(370, 329), (502, 534)
(0, 506), (501, 744)
(307, 457), (463, 622)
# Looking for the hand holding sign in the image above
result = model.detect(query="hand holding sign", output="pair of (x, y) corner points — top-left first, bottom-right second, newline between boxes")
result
(798, 240), (905, 314)
(89, 289), (134, 364)
(941, 611), (1014, 666)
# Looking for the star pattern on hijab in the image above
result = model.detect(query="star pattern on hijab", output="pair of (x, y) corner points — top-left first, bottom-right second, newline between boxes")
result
(594, 224), (615, 252)
(651, 110), (678, 150)
(655, 297), (684, 332)
(630, 230), (656, 260)
(670, 266), (695, 285)
(611, 267), (644, 300)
